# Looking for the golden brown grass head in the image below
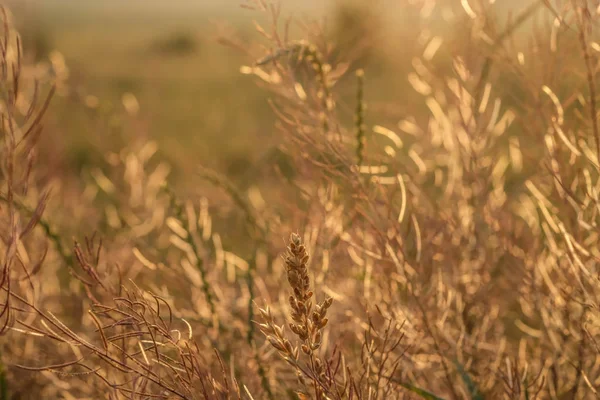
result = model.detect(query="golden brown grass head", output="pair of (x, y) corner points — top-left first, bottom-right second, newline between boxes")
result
(285, 232), (333, 340)
(258, 233), (334, 398)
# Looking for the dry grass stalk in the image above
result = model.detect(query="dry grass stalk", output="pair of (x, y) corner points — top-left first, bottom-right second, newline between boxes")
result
(259, 233), (334, 399)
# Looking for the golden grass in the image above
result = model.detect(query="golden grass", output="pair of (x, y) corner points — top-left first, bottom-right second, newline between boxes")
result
(4, 0), (600, 399)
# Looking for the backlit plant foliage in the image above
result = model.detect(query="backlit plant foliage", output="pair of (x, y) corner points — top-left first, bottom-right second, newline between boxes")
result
(3, 1), (600, 399)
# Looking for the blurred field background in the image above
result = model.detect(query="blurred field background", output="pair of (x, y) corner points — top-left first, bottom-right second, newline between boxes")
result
(7, 0), (524, 186)
(10, 0), (352, 184)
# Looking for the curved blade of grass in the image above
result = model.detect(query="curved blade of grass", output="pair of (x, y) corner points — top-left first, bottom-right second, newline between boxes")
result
(400, 383), (445, 400)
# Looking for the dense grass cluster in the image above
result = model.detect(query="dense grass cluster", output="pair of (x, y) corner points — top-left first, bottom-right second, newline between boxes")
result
(3, 0), (600, 398)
